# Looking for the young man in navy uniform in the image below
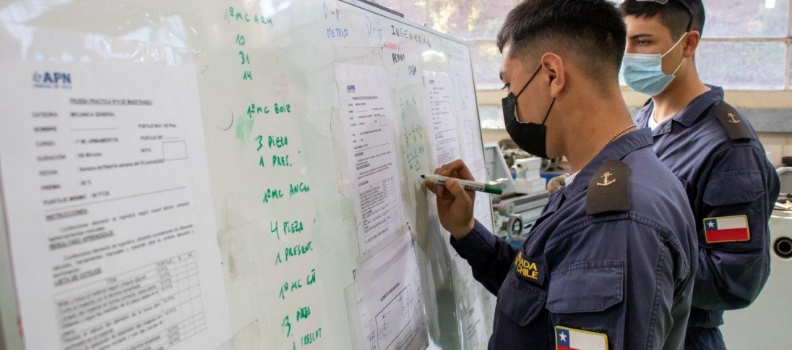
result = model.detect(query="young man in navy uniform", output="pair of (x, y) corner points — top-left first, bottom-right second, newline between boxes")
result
(619, 1), (781, 349)
(426, 0), (699, 349)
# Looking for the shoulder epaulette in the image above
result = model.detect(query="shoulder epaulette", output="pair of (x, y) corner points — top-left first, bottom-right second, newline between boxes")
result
(587, 160), (631, 215)
(713, 101), (755, 141)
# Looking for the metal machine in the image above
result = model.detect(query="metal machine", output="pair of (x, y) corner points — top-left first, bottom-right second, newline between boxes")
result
(722, 208), (792, 348)
(484, 144), (550, 247)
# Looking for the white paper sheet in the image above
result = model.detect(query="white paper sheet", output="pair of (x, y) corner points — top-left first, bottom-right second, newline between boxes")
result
(471, 167), (494, 233)
(445, 166), (493, 350)
(450, 59), (485, 167)
(423, 72), (460, 166)
(354, 235), (426, 350)
(0, 62), (231, 350)
(335, 63), (406, 258)
(460, 295), (489, 349)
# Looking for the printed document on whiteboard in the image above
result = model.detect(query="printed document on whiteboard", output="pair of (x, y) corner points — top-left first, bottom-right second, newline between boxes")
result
(335, 63), (405, 259)
(449, 58), (485, 168)
(355, 234), (426, 350)
(0, 62), (231, 350)
(423, 72), (460, 166)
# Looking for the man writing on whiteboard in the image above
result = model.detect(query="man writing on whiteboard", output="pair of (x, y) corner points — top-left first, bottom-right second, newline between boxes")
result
(427, 0), (699, 349)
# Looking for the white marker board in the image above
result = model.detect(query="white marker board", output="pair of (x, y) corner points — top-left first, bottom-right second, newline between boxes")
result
(0, 0), (496, 349)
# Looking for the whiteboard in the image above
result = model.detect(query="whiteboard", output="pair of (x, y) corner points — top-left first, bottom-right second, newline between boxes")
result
(0, 0), (496, 349)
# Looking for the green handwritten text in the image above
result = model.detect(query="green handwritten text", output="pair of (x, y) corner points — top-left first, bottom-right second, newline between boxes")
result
(301, 328), (322, 346)
(275, 241), (313, 266)
(296, 306), (311, 322)
(269, 135), (289, 148)
(279, 268), (316, 300)
(262, 188), (284, 204)
(225, 7), (274, 26)
(289, 182), (310, 197)
(272, 154), (292, 167)
(270, 220), (305, 240)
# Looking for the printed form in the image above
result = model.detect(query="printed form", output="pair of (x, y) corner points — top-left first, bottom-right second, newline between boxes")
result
(423, 72), (460, 166)
(335, 63), (405, 258)
(444, 166), (493, 350)
(0, 62), (230, 350)
(354, 235), (426, 350)
(450, 58), (485, 168)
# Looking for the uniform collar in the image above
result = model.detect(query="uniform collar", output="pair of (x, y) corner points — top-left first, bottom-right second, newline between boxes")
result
(637, 85), (724, 135)
(561, 128), (653, 197)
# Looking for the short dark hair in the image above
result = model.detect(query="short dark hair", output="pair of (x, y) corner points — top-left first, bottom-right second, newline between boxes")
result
(497, 0), (627, 86)
(619, 0), (706, 41)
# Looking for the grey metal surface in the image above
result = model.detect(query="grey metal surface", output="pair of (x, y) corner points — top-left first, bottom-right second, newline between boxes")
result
(722, 211), (792, 348)
(778, 167), (792, 193)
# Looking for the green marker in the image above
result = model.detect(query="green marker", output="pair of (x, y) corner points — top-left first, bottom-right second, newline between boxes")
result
(422, 174), (503, 195)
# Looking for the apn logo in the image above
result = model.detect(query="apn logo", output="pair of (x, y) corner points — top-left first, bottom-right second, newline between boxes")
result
(33, 72), (72, 89)
(346, 84), (355, 93)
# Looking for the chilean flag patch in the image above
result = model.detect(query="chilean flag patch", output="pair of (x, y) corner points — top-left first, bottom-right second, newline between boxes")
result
(704, 216), (750, 243)
(556, 326), (608, 350)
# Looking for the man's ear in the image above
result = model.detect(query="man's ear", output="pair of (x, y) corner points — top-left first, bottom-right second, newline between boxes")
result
(683, 31), (701, 58)
(541, 53), (565, 98)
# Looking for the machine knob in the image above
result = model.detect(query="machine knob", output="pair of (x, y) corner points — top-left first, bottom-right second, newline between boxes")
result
(506, 215), (523, 241)
(497, 201), (515, 216)
(775, 237), (792, 259)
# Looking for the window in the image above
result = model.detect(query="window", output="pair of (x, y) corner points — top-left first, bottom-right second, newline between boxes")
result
(373, 0), (792, 91)
(697, 0), (791, 89)
(371, 0), (513, 89)
(698, 41), (787, 90)
(372, 0), (427, 25)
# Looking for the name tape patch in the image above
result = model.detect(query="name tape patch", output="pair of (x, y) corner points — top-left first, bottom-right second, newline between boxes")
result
(514, 252), (544, 285)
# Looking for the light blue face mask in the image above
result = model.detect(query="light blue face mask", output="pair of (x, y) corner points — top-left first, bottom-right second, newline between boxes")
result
(621, 33), (688, 96)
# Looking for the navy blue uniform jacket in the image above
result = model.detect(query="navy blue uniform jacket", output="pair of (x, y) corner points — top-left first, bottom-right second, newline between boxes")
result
(634, 87), (781, 333)
(451, 130), (699, 350)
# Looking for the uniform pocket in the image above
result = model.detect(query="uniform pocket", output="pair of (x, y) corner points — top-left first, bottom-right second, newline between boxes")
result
(703, 169), (763, 207)
(496, 273), (547, 326)
(546, 261), (624, 314)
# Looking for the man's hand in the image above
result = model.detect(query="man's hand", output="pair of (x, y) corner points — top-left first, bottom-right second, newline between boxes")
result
(426, 159), (476, 240)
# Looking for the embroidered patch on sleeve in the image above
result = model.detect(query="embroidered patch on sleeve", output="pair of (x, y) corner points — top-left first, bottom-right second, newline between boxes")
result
(514, 252), (544, 285)
(704, 215), (750, 243)
(556, 325), (608, 350)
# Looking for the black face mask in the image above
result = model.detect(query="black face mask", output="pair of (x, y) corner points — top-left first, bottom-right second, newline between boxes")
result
(502, 65), (556, 159)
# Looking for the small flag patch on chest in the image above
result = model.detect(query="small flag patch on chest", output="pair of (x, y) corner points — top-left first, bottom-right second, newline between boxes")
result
(556, 326), (608, 350)
(704, 215), (750, 243)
